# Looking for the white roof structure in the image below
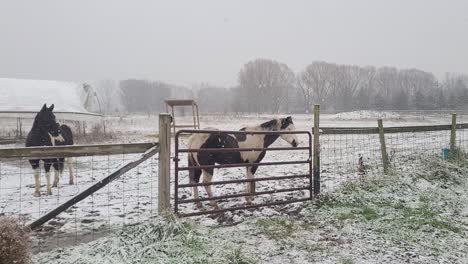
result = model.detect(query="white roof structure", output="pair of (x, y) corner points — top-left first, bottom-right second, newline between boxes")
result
(0, 78), (101, 122)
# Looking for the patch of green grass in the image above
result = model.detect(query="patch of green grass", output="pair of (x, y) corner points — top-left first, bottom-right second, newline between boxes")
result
(412, 156), (468, 185)
(337, 211), (356, 221)
(400, 204), (461, 233)
(360, 207), (378, 220)
(339, 257), (355, 264)
(336, 207), (378, 222)
(448, 147), (468, 161)
(224, 247), (257, 264)
(256, 217), (297, 240)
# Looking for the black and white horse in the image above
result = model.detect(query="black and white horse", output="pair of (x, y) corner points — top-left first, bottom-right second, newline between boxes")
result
(26, 104), (74, 196)
(187, 116), (298, 209)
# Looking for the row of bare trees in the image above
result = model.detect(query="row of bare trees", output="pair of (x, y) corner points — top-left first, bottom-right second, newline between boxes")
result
(234, 59), (468, 113)
(94, 58), (468, 113)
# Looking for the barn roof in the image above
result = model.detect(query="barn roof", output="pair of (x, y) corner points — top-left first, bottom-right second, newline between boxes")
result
(0, 78), (101, 122)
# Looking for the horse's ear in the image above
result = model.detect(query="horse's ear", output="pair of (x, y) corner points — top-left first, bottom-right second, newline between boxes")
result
(41, 104), (47, 111)
(49, 104), (54, 111)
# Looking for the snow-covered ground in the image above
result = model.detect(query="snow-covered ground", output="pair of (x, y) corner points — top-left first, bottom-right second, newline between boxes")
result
(0, 111), (467, 257)
(33, 156), (468, 263)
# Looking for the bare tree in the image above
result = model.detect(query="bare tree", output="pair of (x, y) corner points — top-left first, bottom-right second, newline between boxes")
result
(238, 58), (295, 113)
(96, 79), (122, 113)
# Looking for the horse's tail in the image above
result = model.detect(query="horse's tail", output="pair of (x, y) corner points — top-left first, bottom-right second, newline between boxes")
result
(56, 124), (74, 176)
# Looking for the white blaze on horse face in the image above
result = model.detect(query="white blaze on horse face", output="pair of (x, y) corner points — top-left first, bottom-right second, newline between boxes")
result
(279, 123), (299, 147)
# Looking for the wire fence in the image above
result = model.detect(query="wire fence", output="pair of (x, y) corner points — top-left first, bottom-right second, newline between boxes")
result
(318, 113), (468, 193)
(0, 144), (159, 252)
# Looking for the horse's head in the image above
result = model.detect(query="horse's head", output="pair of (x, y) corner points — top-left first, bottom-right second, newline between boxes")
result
(279, 116), (298, 147)
(36, 104), (63, 140)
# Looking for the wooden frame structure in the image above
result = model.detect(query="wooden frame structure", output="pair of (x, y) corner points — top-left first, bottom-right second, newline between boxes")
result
(164, 100), (200, 135)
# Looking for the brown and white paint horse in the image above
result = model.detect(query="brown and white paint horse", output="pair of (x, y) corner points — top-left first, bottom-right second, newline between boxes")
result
(187, 116), (298, 209)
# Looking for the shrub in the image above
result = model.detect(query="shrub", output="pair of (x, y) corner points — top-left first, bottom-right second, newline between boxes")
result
(0, 217), (31, 264)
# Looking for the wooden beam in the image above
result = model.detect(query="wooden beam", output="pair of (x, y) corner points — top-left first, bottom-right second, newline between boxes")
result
(0, 143), (157, 160)
(320, 123), (468, 135)
(378, 119), (390, 174)
(450, 113), (457, 152)
(158, 114), (172, 213)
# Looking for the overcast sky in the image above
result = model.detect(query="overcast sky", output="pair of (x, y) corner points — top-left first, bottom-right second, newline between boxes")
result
(1, 0), (467, 87)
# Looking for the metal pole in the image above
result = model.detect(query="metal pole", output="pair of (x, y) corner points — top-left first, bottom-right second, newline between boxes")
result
(158, 114), (172, 213)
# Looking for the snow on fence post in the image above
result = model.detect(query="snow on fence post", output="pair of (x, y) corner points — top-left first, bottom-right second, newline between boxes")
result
(313, 104), (320, 195)
(450, 113), (457, 153)
(158, 113), (172, 213)
(378, 119), (390, 174)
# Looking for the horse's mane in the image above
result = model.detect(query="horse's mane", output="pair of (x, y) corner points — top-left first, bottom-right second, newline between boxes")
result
(260, 119), (278, 130)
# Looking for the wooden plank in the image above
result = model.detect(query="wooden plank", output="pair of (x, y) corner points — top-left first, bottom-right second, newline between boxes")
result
(0, 142), (157, 159)
(28, 145), (160, 230)
(450, 113), (457, 152)
(158, 114), (172, 213)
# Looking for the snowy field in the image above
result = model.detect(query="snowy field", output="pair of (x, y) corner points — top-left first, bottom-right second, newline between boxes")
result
(34, 157), (468, 263)
(0, 111), (467, 254)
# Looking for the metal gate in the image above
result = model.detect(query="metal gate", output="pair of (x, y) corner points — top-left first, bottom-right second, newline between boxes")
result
(174, 129), (313, 217)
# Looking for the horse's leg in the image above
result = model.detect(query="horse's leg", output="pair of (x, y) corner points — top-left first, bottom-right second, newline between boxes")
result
(191, 168), (202, 209)
(52, 159), (60, 187)
(67, 158), (74, 185)
(202, 169), (219, 209)
(30, 160), (41, 197)
(245, 166), (259, 204)
(44, 160), (53, 195)
(188, 154), (202, 209)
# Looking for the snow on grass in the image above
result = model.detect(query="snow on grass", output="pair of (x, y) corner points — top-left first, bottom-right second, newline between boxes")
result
(34, 215), (257, 264)
(34, 155), (468, 264)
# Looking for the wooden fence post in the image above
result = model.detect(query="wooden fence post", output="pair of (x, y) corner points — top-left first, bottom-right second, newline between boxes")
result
(450, 113), (457, 153)
(313, 105), (320, 195)
(378, 119), (389, 174)
(158, 113), (172, 213)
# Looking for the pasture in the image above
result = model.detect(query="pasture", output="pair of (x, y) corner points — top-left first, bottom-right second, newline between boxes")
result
(0, 110), (467, 255)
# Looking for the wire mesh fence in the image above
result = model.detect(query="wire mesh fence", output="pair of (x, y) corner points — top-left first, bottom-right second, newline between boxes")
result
(318, 114), (468, 193)
(0, 144), (159, 252)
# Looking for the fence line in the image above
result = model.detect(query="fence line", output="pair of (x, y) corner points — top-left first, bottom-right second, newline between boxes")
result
(313, 105), (468, 193)
(0, 114), (171, 252)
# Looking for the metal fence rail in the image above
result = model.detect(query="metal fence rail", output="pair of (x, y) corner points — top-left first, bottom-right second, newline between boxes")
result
(173, 129), (313, 217)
